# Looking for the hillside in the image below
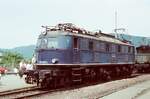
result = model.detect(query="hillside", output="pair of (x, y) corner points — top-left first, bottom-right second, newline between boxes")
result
(0, 45), (35, 59)
(11, 45), (36, 59)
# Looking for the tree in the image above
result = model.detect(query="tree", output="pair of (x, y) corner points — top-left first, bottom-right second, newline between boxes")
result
(0, 51), (24, 68)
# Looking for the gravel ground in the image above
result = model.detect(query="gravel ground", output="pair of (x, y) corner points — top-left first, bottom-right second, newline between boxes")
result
(30, 74), (150, 99)
(101, 79), (150, 99)
(136, 89), (150, 99)
(0, 74), (34, 92)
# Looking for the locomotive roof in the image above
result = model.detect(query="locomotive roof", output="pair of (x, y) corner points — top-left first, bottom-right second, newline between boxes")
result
(40, 23), (133, 46)
(40, 30), (133, 46)
(68, 32), (132, 46)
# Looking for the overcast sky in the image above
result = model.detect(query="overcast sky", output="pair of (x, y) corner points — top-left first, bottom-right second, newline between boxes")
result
(0, 0), (150, 48)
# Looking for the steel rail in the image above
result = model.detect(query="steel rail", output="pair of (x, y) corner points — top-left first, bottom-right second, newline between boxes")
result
(0, 86), (38, 98)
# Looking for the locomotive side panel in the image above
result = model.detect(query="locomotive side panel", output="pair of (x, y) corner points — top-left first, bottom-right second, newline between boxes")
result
(74, 36), (135, 64)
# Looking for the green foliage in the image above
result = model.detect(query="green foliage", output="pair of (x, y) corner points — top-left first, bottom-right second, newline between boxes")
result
(0, 51), (24, 68)
(11, 45), (35, 59)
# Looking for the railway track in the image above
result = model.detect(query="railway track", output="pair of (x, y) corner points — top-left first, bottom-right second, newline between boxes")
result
(0, 74), (143, 99)
(0, 86), (41, 99)
(0, 83), (100, 99)
(0, 79), (110, 99)
(0, 84), (87, 99)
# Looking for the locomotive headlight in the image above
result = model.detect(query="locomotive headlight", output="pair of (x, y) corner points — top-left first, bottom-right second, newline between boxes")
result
(41, 26), (48, 35)
(52, 58), (59, 64)
(41, 31), (47, 35)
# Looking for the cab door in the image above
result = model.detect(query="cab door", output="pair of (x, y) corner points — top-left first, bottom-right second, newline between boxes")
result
(73, 37), (80, 63)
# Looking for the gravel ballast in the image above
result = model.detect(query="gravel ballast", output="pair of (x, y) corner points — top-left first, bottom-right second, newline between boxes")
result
(31, 74), (150, 99)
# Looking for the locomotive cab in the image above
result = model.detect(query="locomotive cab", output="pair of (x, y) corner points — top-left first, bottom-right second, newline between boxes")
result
(35, 31), (73, 64)
(32, 30), (77, 88)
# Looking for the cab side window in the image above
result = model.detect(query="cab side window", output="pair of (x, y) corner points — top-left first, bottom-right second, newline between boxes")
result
(118, 45), (121, 53)
(106, 43), (110, 52)
(128, 46), (131, 53)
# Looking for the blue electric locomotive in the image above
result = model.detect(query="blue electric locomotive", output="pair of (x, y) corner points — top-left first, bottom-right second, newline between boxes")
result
(25, 23), (135, 88)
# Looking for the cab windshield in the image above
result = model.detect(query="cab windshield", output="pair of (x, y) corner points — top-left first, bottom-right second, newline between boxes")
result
(36, 36), (72, 49)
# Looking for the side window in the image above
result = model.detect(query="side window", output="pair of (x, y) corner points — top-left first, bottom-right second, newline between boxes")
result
(124, 46), (128, 53)
(89, 41), (93, 50)
(128, 46), (131, 53)
(73, 37), (78, 49)
(121, 46), (125, 53)
(106, 43), (110, 52)
(80, 38), (88, 50)
(131, 47), (134, 53)
(111, 44), (116, 52)
(117, 45), (121, 53)
(95, 41), (100, 51)
(100, 42), (105, 51)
